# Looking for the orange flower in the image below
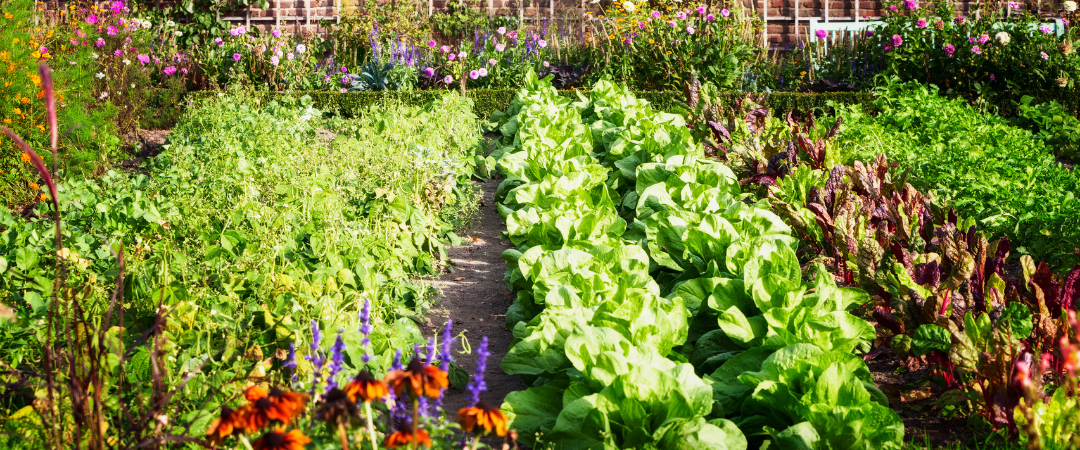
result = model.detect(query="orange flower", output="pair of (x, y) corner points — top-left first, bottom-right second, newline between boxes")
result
(383, 422), (431, 449)
(457, 400), (508, 436)
(206, 406), (245, 444)
(20, 152), (30, 164)
(251, 427), (311, 450)
(39, 194), (48, 202)
(28, 182), (38, 190)
(384, 358), (448, 399)
(344, 369), (388, 403)
(241, 386), (308, 432)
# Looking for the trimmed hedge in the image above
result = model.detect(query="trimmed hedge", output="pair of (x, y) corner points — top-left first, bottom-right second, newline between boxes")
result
(143, 87), (1080, 129)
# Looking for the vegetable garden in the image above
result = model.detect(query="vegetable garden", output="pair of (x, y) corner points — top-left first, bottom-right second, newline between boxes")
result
(2, 0), (1080, 449)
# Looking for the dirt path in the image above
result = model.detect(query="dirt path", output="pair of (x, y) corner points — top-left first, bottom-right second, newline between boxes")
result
(430, 176), (527, 414)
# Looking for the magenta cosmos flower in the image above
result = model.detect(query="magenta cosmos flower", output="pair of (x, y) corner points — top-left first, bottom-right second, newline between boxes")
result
(816, 29), (827, 39)
(272, 30), (281, 37)
(978, 33), (989, 44)
(944, 44), (955, 55)
(86, 14), (98, 25)
(163, 66), (177, 75)
(428, 40), (436, 47)
(232, 53), (241, 61)
(971, 45), (982, 54)
(448, 53), (456, 61)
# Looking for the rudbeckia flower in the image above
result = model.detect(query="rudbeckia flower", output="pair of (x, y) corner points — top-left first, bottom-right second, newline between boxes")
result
(383, 422), (432, 449)
(384, 358), (448, 399)
(205, 406), (245, 444)
(315, 388), (358, 426)
(345, 369), (388, 403)
(251, 428), (311, 450)
(241, 386), (308, 431)
(457, 400), (508, 436)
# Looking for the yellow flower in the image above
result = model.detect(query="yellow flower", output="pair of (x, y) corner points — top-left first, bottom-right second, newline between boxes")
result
(31, 51), (41, 59)
(3, 12), (12, 19)
(40, 194), (48, 202)
(20, 97), (29, 104)
(12, 38), (19, 44)
(12, 107), (21, 115)
(36, 124), (45, 132)
(666, 50), (672, 54)
(3, 118), (11, 124)
(649, 39), (655, 44)
(800, 71), (807, 76)
(599, 14), (605, 18)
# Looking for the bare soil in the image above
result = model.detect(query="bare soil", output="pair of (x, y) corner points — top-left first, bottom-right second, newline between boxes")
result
(429, 175), (528, 415)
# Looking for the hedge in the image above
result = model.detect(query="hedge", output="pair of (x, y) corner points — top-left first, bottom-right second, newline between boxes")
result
(141, 87), (1080, 129)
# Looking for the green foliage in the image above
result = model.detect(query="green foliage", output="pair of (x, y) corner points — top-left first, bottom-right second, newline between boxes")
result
(836, 81), (1080, 271)
(1008, 96), (1080, 161)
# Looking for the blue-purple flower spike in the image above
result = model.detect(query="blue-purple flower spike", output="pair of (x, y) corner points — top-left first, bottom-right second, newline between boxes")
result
(305, 320), (326, 397)
(439, 320), (453, 372)
(359, 298), (373, 365)
(283, 342), (297, 383)
(325, 331), (347, 393)
(466, 336), (490, 406)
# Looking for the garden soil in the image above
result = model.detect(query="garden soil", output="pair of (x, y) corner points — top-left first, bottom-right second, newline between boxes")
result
(430, 174), (528, 417)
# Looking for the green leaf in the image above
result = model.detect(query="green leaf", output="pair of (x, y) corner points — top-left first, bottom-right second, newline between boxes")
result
(911, 324), (951, 357)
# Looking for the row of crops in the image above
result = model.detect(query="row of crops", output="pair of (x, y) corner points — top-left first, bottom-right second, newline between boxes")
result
(485, 73), (905, 449)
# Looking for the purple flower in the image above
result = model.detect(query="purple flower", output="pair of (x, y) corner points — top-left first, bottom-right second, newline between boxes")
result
(892, 34), (903, 47)
(978, 33), (989, 44)
(944, 44), (955, 55)
(904, 0), (918, 9)
(866, 30), (874, 37)
(916, 18), (928, 28)
(816, 29), (828, 39)
(668, 20), (678, 27)
(466, 336), (491, 406)
(163, 66), (177, 75)
(1009, 1), (1018, 7)
(214, 37), (223, 46)
(972, 45), (982, 54)
(888, 4), (898, 12)
(439, 320), (454, 371)
(283, 342), (298, 383)
(423, 66), (435, 77)
(325, 331), (347, 393)
(448, 53), (456, 61)
(106, 26), (117, 35)
(721, 8), (730, 17)
(86, 14), (98, 25)
(697, 6), (706, 14)
(990, 74), (996, 81)
(1040, 25), (1053, 34)
(706, 13), (716, 21)
(651, 10), (661, 18)
(469, 70), (479, 79)
(273, 29), (281, 37)
(443, 75), (454, 84)
(136, 54), (150, 64)
(232, 53), (241, 61)
(306, 320), (325, 396)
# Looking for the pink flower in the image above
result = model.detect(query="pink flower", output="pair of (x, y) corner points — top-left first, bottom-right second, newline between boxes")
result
(721, 8), (730, 17)
(944, 44), (955, 55)
(668, 20), (677, 27)
(916, 18), (927, 28)
(542, 60), (549, 67)
(651, 10), (661, 18)
(110, 1), (125, 14)
(423, 67), (435, 77)
(440, 45), (450, 53)
(1040, 25), (1052, 34)
(537, 39), (547, 48)
(497, 26), (506, 35)
(625, 37), (633, 44)
(106, 26), (117, 35)
(443, 75), (454, 84)
(888, 4), (898, 12)
(969, 37), (977, 43)
(137, 54), (150, 64)
(113, 49), (122, 56)
(892, 34), (903, 47)
(990, 74), (995, 81)
(488, 58), (497, 65)
(270, 56), (279, 65)
(495, 43), (505, 52)
(70, 38), (79, 46)
(428, 40), (436, 47)
(706, 13), (715, 21)
(686, 26), (695, 34)
(815, 29), (828, 39)
(214, 37), (224, 46)
(469, 70), (479, 79)
(272, 30), (281, 37)
(181, 68), (188, 74)
(955, 16), (966, 25)
(697, 6), (705, 14)
(904, 0), (918, 9)
(978, 33), (989, 44)
(86, 14), (98, 25)
(478, 67), (488, 76)
(340, 88), (348, 93)
(1041, 51), (1049, 59)
(675, 11), (686, 19)
(286, 53), (294, 60)
(1009, 1), (1018, 8)
(971, 45), (982, 54)
(163, 66), (177, 75)
(232, 53), (241, 61)
(448, 53), (456, 60)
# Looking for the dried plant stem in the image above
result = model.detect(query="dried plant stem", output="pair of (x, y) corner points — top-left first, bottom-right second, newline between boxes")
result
(364, 401), (378, 450)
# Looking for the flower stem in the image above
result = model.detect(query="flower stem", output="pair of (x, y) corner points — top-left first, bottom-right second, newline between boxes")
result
(365, 401), (378, 450)
(337, 421), (350, 450)
(471, 435), (481, 450)
(411, 397), (420, 450)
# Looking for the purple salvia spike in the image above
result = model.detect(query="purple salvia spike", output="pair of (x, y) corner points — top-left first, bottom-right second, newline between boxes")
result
(465, 336), (490, 406)
(325, 330), (346, 393)
(439, 320), (453, 372)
